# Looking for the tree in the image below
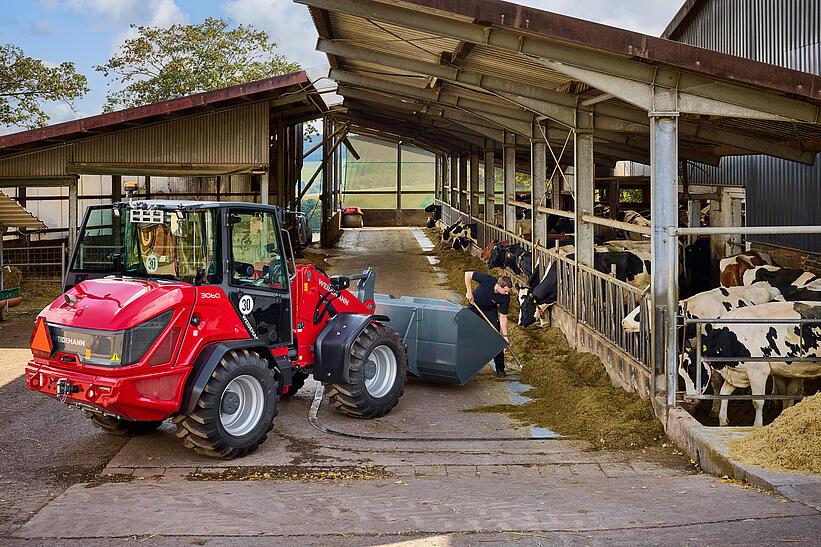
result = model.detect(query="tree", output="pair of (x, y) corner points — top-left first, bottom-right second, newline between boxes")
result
(96, 17), (301, 112)
(0, 44), (88, 129)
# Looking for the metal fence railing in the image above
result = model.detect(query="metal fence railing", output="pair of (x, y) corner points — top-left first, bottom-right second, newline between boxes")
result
(2, 244), (66, 281)
(437, 201), (654, 382)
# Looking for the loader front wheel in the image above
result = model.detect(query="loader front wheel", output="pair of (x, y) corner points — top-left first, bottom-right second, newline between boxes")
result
(325, 321), (407, 418)
(173, 349), (278, 459)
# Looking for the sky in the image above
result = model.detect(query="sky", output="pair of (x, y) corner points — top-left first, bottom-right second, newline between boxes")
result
(0, 0), (684, 132)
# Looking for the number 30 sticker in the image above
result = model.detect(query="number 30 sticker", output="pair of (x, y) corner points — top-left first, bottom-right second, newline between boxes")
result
(238, 294), (254, 315)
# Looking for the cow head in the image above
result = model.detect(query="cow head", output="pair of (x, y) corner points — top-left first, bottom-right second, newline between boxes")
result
(487, 243), (507, 269)
(621, 305), (641, 333)
(678, 325), (750, 398)
(516, 284), (539, 328)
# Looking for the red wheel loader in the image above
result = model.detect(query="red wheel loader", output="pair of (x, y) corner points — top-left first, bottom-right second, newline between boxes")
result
(26, 201), (506, 458)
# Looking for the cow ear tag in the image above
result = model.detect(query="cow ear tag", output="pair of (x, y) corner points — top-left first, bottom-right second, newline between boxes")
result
(702, 345), (708, 352)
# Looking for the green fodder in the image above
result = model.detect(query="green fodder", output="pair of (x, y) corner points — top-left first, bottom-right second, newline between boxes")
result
(426, 227), (664, 449)
(729, 392), (821, 474)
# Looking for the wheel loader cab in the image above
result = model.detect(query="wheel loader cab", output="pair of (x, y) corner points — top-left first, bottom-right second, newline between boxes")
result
(64, 202), (294, 350)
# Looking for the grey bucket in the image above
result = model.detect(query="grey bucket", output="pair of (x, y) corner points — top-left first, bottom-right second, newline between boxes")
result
(374, 294), (507, 385)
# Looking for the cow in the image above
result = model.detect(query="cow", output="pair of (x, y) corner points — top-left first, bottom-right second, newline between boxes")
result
(618, 210), (651, 241)
(442, 219), (465, 243)
(481, 240), (507, 262)
(683, 237), (712, 294)
(719, 250), (774, 287)
(487, 242), (519, 269)
(622, 284), (783, 335)
(743, 266), (819, 293)
(517, 260), (557, 327)
(679, 301), (821, 426)
(451, 233), (476, 251)
(426, 216), (436, 228)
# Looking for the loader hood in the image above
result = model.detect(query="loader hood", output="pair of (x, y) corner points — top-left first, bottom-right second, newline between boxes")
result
(42, 277), (195, 331)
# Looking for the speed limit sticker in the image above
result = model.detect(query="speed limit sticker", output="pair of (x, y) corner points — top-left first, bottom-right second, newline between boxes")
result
(238, 295), (254, 315)
(145, 254), (159, 273)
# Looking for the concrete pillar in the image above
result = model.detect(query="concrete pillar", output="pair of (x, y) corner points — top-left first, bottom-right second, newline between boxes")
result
(458, 153), (468, 213)
(574, 126), (595, 267)
(484, 140), (495, 224)
(650, 114), (680, 406)
(442, 154), (449, 205)
(260, 173), (269, 205)
(68, 177), (79, 250)
(531, 135), (547, 247)
(503, 132), (516, 233)
(470, 149), (480, 218)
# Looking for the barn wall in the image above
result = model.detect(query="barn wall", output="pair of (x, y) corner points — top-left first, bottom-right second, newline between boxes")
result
(670, 0), (821, 253)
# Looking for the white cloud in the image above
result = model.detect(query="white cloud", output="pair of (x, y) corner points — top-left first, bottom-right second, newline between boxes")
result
(223, 0), (326, 70)
(64, 0), (185, 28)
(30, 20), (54, 36)
(517, 0), (681, 36)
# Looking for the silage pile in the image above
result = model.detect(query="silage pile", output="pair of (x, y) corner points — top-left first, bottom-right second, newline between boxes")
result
(729, 392), (821, 474)
(425, 228), (664, 449)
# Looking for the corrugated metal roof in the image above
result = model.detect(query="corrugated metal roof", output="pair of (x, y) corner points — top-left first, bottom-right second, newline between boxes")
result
(0, 193), (46, 229)
(303, 0), (821, 167)
(0, 71), (317, 156)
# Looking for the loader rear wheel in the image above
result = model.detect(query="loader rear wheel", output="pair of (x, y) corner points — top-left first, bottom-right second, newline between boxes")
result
(85, 412), (162, 436)
(325, 321), (407, 419)
(173, 349), (278, 459)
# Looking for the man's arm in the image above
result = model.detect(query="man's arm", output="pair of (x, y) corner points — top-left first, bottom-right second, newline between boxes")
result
(464, 271), (474, 302)
(499, 313), (509, 339)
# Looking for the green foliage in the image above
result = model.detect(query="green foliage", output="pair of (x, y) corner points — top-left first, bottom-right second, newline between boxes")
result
(0, 44), (88, 129)
(620, 188), (644, 203)
(96, 17), (301, 112)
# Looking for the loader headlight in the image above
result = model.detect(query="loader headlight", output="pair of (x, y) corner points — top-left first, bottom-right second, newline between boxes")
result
(122, 311), (174, 366)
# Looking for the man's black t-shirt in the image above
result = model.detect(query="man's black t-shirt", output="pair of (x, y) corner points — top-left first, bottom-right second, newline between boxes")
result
(471, 272), (510, 315)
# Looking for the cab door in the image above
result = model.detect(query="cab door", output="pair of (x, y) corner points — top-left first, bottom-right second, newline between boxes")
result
(224, 208), (292, 348)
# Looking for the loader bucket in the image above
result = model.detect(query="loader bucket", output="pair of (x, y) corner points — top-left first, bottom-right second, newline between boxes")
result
(374, 294), (507, 385)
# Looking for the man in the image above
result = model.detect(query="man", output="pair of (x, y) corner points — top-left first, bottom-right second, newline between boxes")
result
(464, 271), (512, 377)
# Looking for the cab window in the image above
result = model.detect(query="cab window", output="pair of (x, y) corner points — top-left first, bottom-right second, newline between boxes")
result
(229, 210), (287, 290)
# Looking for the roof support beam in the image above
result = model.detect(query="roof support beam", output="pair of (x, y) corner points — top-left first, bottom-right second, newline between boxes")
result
(320, 40), (578, 126)
(302, 0), (821, 124)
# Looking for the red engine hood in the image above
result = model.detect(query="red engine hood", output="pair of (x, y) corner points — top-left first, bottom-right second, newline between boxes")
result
(42, 278), (195, 331)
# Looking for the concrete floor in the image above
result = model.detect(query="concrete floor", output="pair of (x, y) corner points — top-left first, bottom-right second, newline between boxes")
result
(3, 228), (820, 545)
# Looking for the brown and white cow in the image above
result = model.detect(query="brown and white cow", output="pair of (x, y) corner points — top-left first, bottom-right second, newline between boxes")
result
(719, 250), (773, 287)
(679, 301), (821, 426)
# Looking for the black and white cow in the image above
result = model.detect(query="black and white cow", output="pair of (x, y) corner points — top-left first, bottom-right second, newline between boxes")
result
(679, 301), (821, 426)
(743, 266), (820, 296)
(487, 242), (519, 269)
(622, 284), (783, 334)
(517, 260), (558, 327)
(442, 219), (465, 243)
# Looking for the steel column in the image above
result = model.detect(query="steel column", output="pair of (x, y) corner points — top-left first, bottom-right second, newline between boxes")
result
(470, 149), (480, 218)
(574, 127), (595, 267)
(397, 142), (403, 211)
(503, 132), (516, 232)
(450, 154), (458, 206)
(531, 125), (547, 247)
(484, 140), (495, 224)
(68, 177), (78, 250)
(650, 114), (680, 408)
(260, 173), (269, 205)
(459, 153), (468, 213)
(435, 154), (441, 201)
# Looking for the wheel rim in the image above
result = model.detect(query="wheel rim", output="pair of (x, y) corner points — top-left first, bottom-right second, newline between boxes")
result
(220, 375), (265, 437)
(363, 344), (398, 399)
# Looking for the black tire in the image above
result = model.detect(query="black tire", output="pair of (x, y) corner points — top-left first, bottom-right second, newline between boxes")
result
(325, 321), (407, 419)
(173, 349), (278, 459)
(279, 370), (308, 400)
(85, 412), (162, 436)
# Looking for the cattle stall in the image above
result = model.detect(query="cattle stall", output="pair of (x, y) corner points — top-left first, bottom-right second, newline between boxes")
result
(304, 0), (821, 427)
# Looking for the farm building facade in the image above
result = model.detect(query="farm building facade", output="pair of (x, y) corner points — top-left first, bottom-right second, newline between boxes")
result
(664, 0), (821, 259)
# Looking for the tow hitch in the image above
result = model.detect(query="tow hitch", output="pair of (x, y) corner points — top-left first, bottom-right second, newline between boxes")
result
(56, 378), (80, 402)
